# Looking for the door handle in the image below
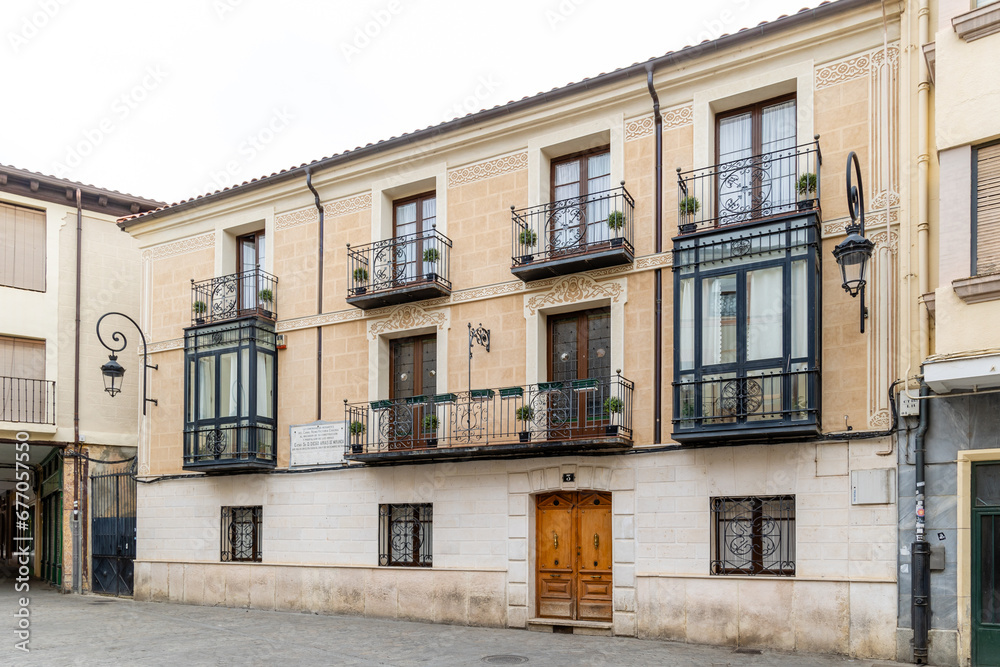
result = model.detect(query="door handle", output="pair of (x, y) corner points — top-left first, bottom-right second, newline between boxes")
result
(591, 575), (602, 579)
(553, 531), (558, 549)
(594, 533), (599, 549)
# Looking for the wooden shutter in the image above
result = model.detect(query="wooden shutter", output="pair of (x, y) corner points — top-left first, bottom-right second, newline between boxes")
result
(976, 143), (1000, 274)
(0, 336), (45, 379)
(0, 202), (46, 291)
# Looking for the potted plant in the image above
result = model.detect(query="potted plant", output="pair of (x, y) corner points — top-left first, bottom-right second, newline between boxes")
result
(422, 413), (439, 448)
(797, 173), (817, 211)
(515, 405), (534, 443)
(422, 247), (440, 281)
(352, 267), (368, 295)
(679, 196), (700, 233)
(518, 228), (537, 264)
(257, 288), (274, 318)
(603, 396), (623, 436)
(349, 420), (365, 454)
(607, 210), (625, 247)
(192, 300), (207, 324)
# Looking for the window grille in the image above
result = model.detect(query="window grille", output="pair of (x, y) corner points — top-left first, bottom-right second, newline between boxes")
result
(379, 503), (432, 567)
(711, 496), (794, 576)
(221, 506), (261, 562)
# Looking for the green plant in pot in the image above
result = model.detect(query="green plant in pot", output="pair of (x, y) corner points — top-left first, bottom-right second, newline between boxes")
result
(349, 420), (365, 453)
(192, 300), (207, 323)
(679, 196), (700, 233)
(257, 288), (274, 316)
(604, 396), (623, 436)
(607, 210), (625, 247)
(515, 405), (534, 443)
(352, 267), (368, 295)
(518, 228), (537, 264)
(422, 413), (439, 448)
(422, 247), (440, 281)
(796, 173), (817, 210)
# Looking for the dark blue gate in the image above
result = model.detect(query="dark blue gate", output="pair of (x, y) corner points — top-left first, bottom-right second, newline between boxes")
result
(90, 465), (136, 596)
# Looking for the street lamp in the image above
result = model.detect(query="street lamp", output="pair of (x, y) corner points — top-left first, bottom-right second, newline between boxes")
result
(97, 312), (158, 414)
(832, 151), (875, 333)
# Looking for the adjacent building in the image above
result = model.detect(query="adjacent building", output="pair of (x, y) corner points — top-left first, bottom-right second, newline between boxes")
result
(0, 164), (161, 593)
(120, 0), (911, 660)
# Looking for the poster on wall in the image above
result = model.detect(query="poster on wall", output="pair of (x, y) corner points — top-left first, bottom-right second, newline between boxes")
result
(289, 420), (346, 467)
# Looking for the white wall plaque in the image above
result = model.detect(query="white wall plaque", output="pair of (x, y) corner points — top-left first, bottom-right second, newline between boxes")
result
(289, 420), (346, 467)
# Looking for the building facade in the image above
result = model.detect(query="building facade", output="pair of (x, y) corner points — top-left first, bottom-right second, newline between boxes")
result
(894, 0), (1000, 665)
(0, 164), (161, 593)
(121, 0), (908, 659)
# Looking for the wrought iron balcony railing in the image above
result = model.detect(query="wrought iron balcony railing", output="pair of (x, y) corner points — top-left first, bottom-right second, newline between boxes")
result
(347, 228), (452, 309)
(345, 373), (634, 460)
(672, 368), (819, 442)
(1, 377), (55, 424)
(183, 423), (276, 471)
(511, 185), (634, 281)
(676, 140), (821, 234)
(191, 269), (277, 326)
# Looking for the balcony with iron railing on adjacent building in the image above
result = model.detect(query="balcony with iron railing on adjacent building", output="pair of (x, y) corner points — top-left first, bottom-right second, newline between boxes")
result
(510, 184), (635, 282)
(190, 269), (277, 326)
(183, 423), (276, 472)
(344, 373), (634, 463)
(346, 228), (452, 309)
(675, 139), (821, 235)
(1, 377), (55, 425)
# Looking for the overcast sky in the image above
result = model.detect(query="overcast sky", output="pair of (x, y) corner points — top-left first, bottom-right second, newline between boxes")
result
(2, 0), (816, 204)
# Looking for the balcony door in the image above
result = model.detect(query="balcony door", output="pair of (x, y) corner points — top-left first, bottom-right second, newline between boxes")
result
(536, 491), (612, 622)
(716, 96), (796, 225)
(973, 462), (1000, 666)
(550, 149), (611, 256)
(389, 335), (437, 450)
(237, 231), (265, 314)
(393, 193), (436, 286)
(547, 307), (610, 438)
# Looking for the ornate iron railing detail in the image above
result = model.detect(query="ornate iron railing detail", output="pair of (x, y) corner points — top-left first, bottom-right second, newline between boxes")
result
(191, 269), (277, 326)
(511, 185), (634, 266)
(184, 423), (276, 466)
(347, 228), (452, 297)
(345, 374), (633, 455)
(673, 368), (817, 428)
(0, 376), (55, 424)
(379, 503), (433, 567)
(676, 140), (821, 233)
(221, 506), (262, 563)
(711, 496), (795, 576)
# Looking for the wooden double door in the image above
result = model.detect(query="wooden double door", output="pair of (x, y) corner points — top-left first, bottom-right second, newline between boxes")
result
(536, 491), (612, 622)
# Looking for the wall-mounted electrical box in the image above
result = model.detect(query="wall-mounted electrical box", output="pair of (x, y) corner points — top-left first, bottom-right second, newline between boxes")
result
(851, 468), (895, 505)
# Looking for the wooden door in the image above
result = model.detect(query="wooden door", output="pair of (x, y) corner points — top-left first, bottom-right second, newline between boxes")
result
(236, 231), (265, 315)
(389, 335), (437, 449)
(547, 308), (611, 438)
(535, 491), (612, 622)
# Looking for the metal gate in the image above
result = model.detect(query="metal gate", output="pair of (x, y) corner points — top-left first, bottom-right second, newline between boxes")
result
(90, 464), (136, 596)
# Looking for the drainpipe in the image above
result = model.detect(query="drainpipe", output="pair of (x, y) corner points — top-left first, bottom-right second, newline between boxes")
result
(912, 380), (931, 664)
(646, 66), (663, 445)
(72, 188), (82, 594)
(917, 0), (930, 363)
(305, 169), (324, 421)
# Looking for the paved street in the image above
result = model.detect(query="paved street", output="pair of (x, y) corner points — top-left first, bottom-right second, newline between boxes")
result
(1, 581), (914, 667)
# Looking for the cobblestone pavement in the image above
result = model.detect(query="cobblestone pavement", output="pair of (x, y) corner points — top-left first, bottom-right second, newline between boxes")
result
(1, 581), (917, 667)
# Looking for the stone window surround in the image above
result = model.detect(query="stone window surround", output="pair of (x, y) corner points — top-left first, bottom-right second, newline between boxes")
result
(692, 60), (815, 170)
(525, 114), (625, 209)
(953, 1), (1000, 42)
(213, 214), (275, 278)
(369, 162), (448, 242)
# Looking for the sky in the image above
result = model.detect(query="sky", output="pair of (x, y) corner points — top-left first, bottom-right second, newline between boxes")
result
(2, 0), (819, 205)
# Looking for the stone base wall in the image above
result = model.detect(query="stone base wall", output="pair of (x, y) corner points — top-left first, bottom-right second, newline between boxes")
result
(637, 577), (897, 659)
(134, 561), (507, 627)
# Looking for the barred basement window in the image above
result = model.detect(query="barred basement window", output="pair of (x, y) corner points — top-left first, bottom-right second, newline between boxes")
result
(711, 496), (795, 576)
(221, 506), (261, 562)
(379, 503), (432, 567)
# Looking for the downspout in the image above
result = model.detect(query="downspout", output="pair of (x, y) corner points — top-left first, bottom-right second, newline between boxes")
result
(646, 66), (663, 445)
(917, 0), (930, 363)
(72, 188), (82, 594)
(912, 380), (931, 664)
(305, 169), (324, 422)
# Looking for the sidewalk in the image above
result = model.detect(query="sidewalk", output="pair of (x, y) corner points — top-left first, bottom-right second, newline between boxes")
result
(1, 581), (916, 667)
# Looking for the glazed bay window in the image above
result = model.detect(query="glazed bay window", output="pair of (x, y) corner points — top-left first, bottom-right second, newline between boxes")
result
(711, 496), (795, 576)
(183, 319), (277, 471)
(221, 506), (262, 562)
(379, 503), (432, 567)
(672, 215), (820, 442)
